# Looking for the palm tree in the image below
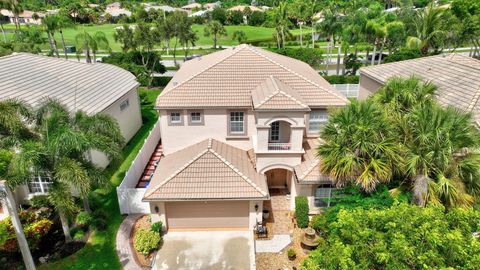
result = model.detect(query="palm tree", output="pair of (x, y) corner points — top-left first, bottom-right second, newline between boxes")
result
(318, 100), (402, 192)
(402, 104), (480, 208)
(12, 99), (124, 241)
(0, 181), (36, 270)
(204, 20), (226, 49)
(272, 1), (291, 49)
(75, 31), (110, 63)
(406, 3), (448, 55)
(42, 15), (60, 57)
(1, 0), (23, 31)
(232, 30), (247, 44)
(0, 99), (33, 148)
(56, 15), (73, 59)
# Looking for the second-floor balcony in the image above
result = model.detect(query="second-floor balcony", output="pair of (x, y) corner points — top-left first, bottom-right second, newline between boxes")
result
(268, 142), (292, 151)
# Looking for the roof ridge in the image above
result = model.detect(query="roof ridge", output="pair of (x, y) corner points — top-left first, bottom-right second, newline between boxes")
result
(160, 46), (247, 96)
(246, 46), (349, 103)
(208, 147), (268, 197)
(144, 148), (209, 198)
(257, 76), (309, 108)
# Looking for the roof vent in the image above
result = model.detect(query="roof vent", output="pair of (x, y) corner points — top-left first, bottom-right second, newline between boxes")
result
(172, 81), (178, 86)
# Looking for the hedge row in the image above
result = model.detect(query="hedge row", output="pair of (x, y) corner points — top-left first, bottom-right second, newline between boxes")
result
(151, 77), (173, 87)
(322, 75), (360, 84)
(295, 196), (309, 228)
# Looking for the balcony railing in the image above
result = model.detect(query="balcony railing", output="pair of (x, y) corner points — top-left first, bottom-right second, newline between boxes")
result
(268, 142), (291, 151)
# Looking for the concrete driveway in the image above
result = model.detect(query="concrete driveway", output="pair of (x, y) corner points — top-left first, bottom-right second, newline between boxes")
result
(153, 231), (254, 270)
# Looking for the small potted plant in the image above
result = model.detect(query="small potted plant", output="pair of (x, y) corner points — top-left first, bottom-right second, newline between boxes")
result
(287, 248), (296, 260)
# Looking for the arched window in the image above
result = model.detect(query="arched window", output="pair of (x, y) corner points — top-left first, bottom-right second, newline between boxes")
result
(314, 183), (333, 208)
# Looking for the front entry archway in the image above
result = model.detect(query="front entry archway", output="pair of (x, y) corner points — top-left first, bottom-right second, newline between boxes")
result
(265, 168), (289, 189)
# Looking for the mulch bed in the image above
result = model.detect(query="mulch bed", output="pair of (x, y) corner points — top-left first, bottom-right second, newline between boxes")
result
(131, 215), (156, 268)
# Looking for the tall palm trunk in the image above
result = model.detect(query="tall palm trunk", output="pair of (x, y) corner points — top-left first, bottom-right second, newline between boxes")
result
(59, 211), (72, 242)
(377, 37), (386, 65)
(14, 15), (20, 31)
(213, 34), (217, 49)
(46, 31), (54, 55)
(371, 39), (377, 66)
(82, 198), (91, 213)
(52, 33), (60, 58)
(60, 30), (68, 59)
(342, 45), (348, 75)
(413, 174), (428, 207)
(311, 22), (315, 48)
(299, 22), (302, 48)
(0, 24), (6, 43)
(1, 181), (36, 270)
(173, 38), (178, 64)
(336, 43), (341, 75)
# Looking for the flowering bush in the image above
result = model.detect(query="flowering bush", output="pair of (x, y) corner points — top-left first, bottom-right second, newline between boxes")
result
(0, 210), (53, 252)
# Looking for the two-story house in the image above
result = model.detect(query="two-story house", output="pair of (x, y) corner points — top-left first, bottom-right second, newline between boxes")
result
(143, 44), (349, 230)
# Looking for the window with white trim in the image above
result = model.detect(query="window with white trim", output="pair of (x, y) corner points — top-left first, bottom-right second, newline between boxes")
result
(269, 121), (280, 142)
(309, 111), (328, 133)
(170, 112), (181, 123)
(314, 184), (332, 207)
(190, 112), (202, 123)
(120, 99), (130, 111)
(229, 112), (245, 134)
(28, 175), (53, 194)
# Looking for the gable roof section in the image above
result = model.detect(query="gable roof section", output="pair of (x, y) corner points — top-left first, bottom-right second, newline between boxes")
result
(156, 44), (349, 109)
(294, 139), (333, 183)
(252, 76), (310, 111)
(360, 53), (480, 125)
(0, 53), (138, 115)
(144, 138), (269, 200)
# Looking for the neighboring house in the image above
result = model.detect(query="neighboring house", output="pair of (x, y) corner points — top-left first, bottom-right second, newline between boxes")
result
(181, 3), (202, 11)
(228, 5), (264, 12)
(102, 2), (132, 18)
(359, 53), (480, 125)
(0, 9), (45, 25)
(144, 4), (182, 13)
(0, 53), (141, 209)
(189, 10), (208, 17)
(204, 2), (221, 10)
(140, 44), (349, 231)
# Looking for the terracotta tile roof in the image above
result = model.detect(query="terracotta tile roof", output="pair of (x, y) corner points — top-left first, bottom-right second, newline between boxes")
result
(251, 76), (310, 111)
(294, 139), (333, 184)
(144, 138), (268, 200)
(156, 44), (349, 109)
(360, 53), (480, 125)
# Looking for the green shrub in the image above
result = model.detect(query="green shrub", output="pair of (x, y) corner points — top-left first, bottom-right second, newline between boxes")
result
(322, 75), (359, 84)
(73, 230), (85, 240)
(75, 211), (92, 228)
(268, 48), (323, 67)
(295, 196), (309, 228)
(151, 221), (162, 233)
(134, 229), (161, 255)
(90, 209), (108, 231)
(28, 195), (52, 209)
(151, 77), (172, 87)
(287, 248), (296, 258)
(310, 214), (327, 232)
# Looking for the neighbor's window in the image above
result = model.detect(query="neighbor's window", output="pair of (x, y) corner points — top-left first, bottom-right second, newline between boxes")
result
(314, 184), (332, 208)
(229, 112), (245, 134)
(309, 111), (328, 133)
(29, 175), (53, 194)
(120, 99), (130, 111)
(190, 112), (202, 123)
(170, 112), (181, 123)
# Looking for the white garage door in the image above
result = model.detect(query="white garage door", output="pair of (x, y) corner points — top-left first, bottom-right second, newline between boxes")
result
(165, 201), (249, 230)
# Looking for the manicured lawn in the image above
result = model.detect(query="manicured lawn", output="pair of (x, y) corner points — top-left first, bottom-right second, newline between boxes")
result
(3, 23), (309, 51)
(39, 87), (161, 270)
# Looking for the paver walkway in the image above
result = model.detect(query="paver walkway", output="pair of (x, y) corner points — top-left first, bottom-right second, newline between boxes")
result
(255, 235), (291, 253)
(263, 189), (293, 235)
(116, 214), (143, 270)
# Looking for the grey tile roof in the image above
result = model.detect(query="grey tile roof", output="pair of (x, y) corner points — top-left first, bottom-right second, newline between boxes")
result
(156, 44), (349, 109)
(144, 138), (269, 200)
(0, 53), (138, 115)
(360, 53), (480, 124)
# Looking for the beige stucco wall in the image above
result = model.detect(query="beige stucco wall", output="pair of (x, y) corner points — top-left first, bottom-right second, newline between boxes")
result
(91, 87), (142, 168)
(358, 73), (384, 100)
(159, 109), (256, 155)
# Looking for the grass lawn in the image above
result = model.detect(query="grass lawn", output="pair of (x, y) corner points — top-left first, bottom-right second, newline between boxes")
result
(38, 87), (161, 270)
(2, 23), (309, 51)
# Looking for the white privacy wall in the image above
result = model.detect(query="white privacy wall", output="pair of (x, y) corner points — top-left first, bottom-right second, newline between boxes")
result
(117, 119), (161, 214)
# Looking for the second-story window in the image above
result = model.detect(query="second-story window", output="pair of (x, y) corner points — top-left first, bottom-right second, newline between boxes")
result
(309, 111), (328, 134)
(170, 112), (181, 123)
(269, 121), (280, 142)
(29, 175), (53, 194)
(230, 111), (245, 134)
(190, 112), (201, 123)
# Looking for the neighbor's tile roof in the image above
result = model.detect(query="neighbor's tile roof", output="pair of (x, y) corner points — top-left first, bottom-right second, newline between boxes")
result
(144, 138), (269, 200)
(0, 53), (138, 115)
(156, 44), (349, 109)
(251, 76), (310, 111)
(294, 139), (333, 184)
(360, 53), (480, 124)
